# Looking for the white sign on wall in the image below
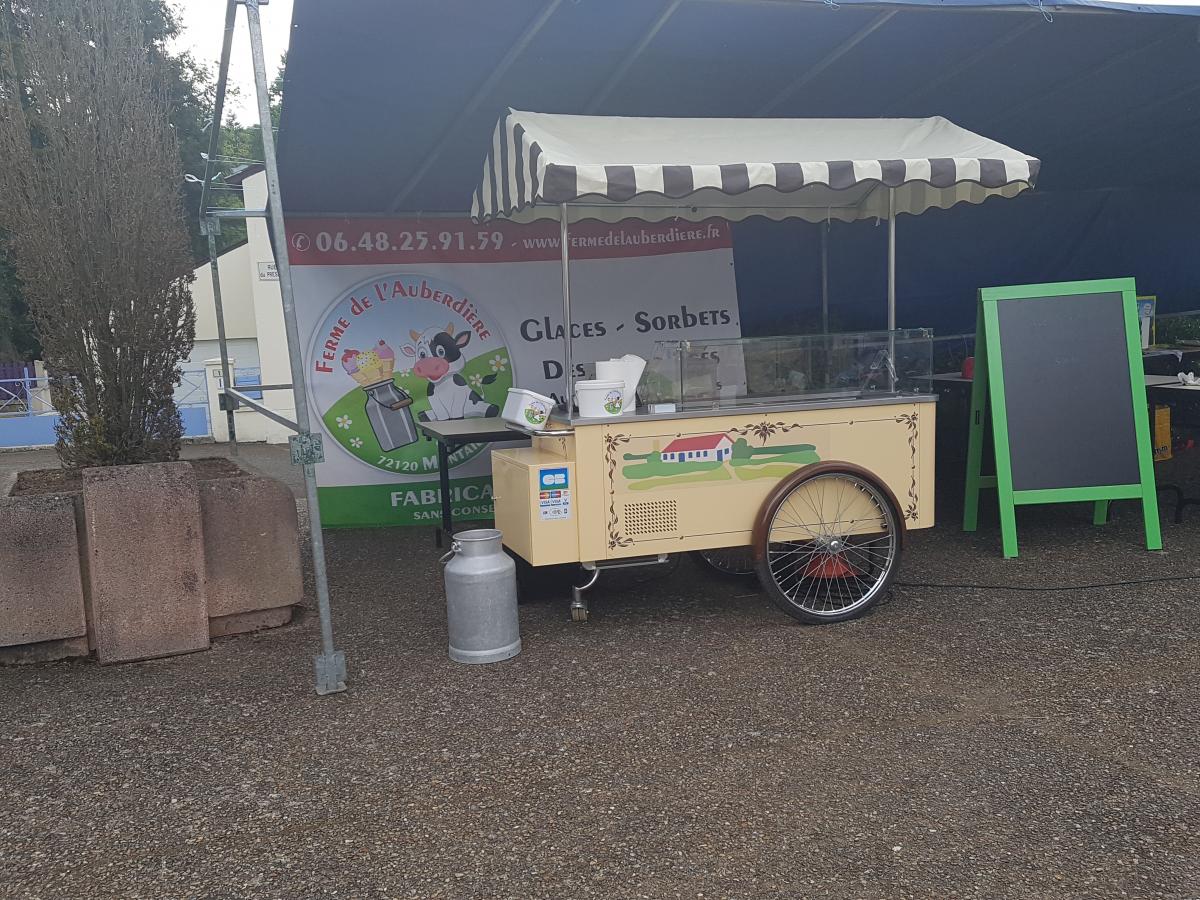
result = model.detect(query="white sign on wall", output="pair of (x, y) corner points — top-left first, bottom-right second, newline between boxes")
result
(257, 261), (279, 281)
(286, 216), (741, 527)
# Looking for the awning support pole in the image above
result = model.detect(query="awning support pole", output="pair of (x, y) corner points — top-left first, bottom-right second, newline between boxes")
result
(820, 222), (829, 334)
(245, 0), (347, 695)
(888, 188), (897, 393)
(560, 205), (574, 412)
(205, 219), (238, 453)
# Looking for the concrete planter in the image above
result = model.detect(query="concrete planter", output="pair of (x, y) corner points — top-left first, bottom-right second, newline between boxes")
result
(0, 460), (300, 665)
(0, 493), (88, 663)
(200, 473), (302, 638)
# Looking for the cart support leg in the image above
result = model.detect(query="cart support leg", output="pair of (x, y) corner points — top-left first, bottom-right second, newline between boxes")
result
(571, 566), (600, 622)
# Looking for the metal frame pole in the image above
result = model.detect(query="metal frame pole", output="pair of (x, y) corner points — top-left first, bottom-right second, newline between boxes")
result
(198, 1), (237, 221)
(560, 205), (574, 412)
(887, 187), (897, 392)
(199, 2), (240, 450)
(244, 0), (346, 695)
(205, 221), (239, 451)
(820, 222), (829, 334)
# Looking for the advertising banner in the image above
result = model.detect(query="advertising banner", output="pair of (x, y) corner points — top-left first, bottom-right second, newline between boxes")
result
(287, 217), (741, 527)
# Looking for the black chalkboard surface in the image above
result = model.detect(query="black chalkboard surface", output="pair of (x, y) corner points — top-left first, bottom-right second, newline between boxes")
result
(994, 291), (1140, 491)
(962, 277), (1160, 558)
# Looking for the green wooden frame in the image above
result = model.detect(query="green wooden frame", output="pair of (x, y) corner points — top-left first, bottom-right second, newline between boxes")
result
(963, 277), (1161, 558)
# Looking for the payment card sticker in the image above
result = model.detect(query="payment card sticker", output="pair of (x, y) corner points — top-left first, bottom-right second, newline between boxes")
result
(538, 467), (571, 520)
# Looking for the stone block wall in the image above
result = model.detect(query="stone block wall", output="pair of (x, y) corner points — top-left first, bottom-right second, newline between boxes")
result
(0, 461), (299, 665)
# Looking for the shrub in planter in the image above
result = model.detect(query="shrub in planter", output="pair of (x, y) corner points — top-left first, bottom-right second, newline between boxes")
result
(0, 0), (196, 468)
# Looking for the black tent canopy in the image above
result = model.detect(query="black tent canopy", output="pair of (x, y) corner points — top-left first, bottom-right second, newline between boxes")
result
(278, 1), (1199, 214)
(276, 1), (1200, 329)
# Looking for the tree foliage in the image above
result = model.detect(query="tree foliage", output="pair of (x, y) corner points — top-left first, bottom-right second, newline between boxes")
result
(0, 0), (197, 466)
(0, 251), (38, 361)
(0, 1), (286, 364)
(0, 0), (214, 364)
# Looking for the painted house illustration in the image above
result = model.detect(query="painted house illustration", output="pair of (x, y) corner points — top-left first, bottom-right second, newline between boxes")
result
(661, 434), (733, 463)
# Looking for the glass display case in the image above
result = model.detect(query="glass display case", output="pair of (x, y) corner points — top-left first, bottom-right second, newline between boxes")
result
(640, 329), (933, 410)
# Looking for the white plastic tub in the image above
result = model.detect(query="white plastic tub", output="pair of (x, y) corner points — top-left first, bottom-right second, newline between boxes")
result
(502, 387), (555, 428)
(574, 379), (625, 418)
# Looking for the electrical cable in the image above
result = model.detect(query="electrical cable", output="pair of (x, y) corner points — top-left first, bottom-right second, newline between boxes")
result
(895, 573), (1200, 593)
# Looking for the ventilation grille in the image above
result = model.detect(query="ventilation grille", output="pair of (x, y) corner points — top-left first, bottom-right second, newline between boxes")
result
(623, 500), (678, 537)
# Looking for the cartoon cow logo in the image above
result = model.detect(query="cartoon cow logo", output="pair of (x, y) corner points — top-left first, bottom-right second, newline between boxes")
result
(402, 323), (500, 421)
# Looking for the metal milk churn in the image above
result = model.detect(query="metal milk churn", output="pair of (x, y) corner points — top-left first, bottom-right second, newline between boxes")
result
(362, 379), (418, 451)
(440, 528), (521, 664)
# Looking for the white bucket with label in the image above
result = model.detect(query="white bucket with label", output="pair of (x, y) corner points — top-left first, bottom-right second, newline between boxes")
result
(574, 379), (625, 418)
(502, 387), (555, 429)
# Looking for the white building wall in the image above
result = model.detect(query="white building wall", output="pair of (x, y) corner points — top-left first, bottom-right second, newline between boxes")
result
(241, 171), (295, 444)
(191, 241), (258, 341)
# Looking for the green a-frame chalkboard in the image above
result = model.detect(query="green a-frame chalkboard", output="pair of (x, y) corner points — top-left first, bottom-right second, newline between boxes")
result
(963, 278), (1161, 558)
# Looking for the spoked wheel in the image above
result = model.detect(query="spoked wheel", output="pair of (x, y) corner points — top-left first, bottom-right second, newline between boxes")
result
(689, 547), (757, 581)
(753, 463), (902, 624)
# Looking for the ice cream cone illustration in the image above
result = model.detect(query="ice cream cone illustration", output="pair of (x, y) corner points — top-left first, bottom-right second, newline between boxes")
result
(376, 339), (396, 376)
(342, 340), (417, 451)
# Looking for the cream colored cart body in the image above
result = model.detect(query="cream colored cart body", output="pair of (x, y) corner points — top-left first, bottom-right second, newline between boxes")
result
(470, 110), (1038, 622)
(493, 392), (934, 622)
(496, 397), (933, 564)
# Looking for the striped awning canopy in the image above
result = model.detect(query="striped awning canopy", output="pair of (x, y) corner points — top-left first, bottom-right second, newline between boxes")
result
(471, 109), (1039, 224)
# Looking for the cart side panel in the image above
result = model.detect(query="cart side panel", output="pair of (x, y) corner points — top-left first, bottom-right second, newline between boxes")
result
(597, 401), (934, 560)
(825, 402), (934, 530)
(573, 425), (611, 562)
(492, 452), (533, 561)
(533, 434), (573, 460)
(921, 402), (936, 529)
(491, 447), (580, 566)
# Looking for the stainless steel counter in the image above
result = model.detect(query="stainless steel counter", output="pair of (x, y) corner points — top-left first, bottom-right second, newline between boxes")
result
(549, 391), (937, 428)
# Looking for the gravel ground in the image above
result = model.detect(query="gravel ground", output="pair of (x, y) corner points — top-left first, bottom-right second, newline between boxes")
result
(1, 445), (1199, 898)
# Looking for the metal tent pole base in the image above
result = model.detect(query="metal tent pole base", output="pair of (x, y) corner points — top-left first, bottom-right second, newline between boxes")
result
(315, 651), (347, 695)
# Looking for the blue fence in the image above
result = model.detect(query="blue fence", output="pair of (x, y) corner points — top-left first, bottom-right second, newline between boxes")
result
(1, 369), (213, 450)
(176, 369), (211, 438)
(0, 369), (58, 448)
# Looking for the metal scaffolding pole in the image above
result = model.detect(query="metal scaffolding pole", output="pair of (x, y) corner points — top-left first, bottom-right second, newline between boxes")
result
(199, 0), (346, 694)
(205, 222), (238, 452)
(200, 2), (239, 452)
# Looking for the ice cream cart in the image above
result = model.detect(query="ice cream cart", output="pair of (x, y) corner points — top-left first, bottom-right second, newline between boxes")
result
(471, 110), (1039, 622)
